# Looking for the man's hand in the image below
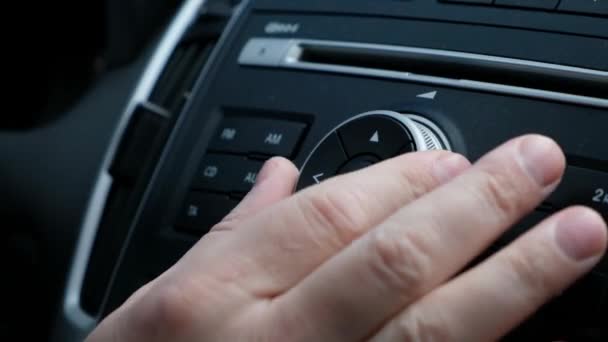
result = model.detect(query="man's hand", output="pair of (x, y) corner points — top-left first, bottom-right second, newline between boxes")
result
(86, 135), (607, 341)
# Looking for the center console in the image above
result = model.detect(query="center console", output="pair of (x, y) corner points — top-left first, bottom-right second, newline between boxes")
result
(63, 0), (608, 340)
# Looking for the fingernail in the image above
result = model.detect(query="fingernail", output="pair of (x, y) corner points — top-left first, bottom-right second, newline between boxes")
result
(432, 153), (471, 183)
(555, 208), (607, 262)
(519, 136), (563, 188)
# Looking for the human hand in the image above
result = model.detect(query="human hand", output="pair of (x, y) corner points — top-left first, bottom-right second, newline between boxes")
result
(86, 135), (607, 341)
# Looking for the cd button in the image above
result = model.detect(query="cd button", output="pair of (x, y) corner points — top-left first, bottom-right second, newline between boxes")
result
(338, 115), (413, 159)
(193, 154), (264, 194)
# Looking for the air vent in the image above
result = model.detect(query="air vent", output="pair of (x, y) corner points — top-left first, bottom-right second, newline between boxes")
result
(148, 9), (229, 114)
(80, 2), (234, 317)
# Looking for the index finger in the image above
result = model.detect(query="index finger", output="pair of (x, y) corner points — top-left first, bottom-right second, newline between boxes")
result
(200, 150), (469, 297)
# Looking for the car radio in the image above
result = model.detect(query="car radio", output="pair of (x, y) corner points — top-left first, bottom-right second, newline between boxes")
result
(63, 0), (608, 340)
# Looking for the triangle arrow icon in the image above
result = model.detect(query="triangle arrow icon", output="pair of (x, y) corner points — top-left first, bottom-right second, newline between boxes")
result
(369, 131), (380, 143)
(417, 91), (437, 100)
(313, 173), (324, 184)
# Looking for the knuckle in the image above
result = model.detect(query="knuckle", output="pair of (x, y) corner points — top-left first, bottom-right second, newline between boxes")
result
(393, 152), (452, 199)
(212, 213), (242, 232)
(396, 167), (434, 200)
(299, 185), (369, 246)
(210, 206), (249, 233)
(129, 282), (196, 338)
(395, 309), (452, 342)
(367, 229), (432, 296)
(475, 167), (527, 221)
(502, 250), (553, 304)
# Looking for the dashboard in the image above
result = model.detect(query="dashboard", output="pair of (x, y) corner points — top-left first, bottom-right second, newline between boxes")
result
(5, 0), (607, 340)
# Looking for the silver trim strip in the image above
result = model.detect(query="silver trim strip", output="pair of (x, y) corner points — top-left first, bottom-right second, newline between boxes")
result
(61, 0), (207, 333)
(239, 38), (608, 109)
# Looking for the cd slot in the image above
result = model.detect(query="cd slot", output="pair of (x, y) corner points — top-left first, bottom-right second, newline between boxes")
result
(296, 42), (607, 99)
(238, 38), (608, 108)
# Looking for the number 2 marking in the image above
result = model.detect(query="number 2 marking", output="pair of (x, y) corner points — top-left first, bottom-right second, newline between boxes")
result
(593, 188), (605, 203)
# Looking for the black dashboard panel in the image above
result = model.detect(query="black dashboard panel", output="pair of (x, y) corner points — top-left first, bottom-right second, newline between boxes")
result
(73, 1), (608, 340)
(244, 13), (608, 71)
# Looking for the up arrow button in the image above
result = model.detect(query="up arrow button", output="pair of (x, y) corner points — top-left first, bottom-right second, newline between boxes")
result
(338, 115), (414, 159)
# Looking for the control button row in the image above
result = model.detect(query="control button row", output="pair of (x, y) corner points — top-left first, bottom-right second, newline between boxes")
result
(173, 154), (260, 236)
(193, 154), (263, 195)
(210, 117), (307, 158)
(440, 0), (608, 16)
(176, 115), (307, 236)
(176, 114), (308, 237)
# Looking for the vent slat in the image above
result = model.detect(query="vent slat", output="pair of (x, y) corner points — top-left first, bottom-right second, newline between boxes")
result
(154, 44), (199, 109)
(167, 42), (216, 113)
(149, 48), (185, 106)
(148, 14), (228, 115)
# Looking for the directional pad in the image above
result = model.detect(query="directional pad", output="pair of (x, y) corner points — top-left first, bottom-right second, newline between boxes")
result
(297, 113), (421, 191)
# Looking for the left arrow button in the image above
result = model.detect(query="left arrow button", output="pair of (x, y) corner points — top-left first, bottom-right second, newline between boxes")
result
(297, 132), (348, 191)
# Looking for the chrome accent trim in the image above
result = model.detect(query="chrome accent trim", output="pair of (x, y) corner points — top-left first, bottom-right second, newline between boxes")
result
(141, 101), (172, 119)
(61, 0), (207, 334)
(239, 38), (608, 109)
(408, 114), (452, 151)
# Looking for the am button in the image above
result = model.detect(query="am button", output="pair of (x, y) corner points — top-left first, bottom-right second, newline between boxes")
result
(210, 117), (307, 158)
